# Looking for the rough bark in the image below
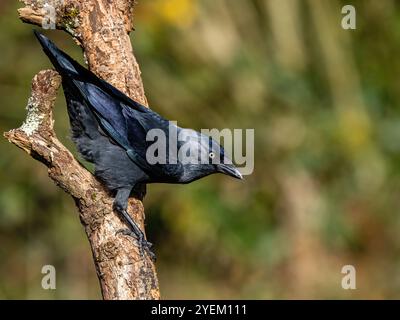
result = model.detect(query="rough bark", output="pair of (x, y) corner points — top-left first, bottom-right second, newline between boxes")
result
(3, 0), (160, 300)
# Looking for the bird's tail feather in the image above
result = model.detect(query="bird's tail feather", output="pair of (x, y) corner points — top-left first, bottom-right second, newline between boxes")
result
(34, 30), (107, 163)
(33, 30), (86, 78)
(34, 30), (150, 114)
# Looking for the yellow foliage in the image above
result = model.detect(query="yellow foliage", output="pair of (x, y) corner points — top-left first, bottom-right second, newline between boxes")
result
(157, 0), (197, 27)
(338, 109), (371, 154)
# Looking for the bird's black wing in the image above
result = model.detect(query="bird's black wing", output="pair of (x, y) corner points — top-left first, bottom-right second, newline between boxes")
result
(80, 80), (183, 179)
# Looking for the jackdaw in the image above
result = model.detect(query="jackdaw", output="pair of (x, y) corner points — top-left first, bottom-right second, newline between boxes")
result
(34, 31), (242, 260)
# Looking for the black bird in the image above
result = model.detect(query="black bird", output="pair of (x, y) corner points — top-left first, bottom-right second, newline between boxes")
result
(34, 31), (242, 259)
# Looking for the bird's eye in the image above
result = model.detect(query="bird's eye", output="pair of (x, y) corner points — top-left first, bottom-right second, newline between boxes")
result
(209, 152), (215, 159)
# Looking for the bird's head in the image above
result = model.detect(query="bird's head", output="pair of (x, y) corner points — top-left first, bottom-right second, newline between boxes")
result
(207, 137), (243, 180)
(178, 129), (243, 182)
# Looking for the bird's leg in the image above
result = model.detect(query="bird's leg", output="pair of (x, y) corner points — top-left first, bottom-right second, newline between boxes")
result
(131, 183), (146, 201)
(113, 187), (156, 261)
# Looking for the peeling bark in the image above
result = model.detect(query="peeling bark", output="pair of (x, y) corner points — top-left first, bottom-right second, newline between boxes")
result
(4, 0), (160, 300)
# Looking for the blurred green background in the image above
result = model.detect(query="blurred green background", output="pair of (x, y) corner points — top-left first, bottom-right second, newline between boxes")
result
(1, 0), (400, 299)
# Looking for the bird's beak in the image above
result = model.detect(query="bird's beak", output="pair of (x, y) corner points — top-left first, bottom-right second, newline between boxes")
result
(218, 164), (243, 180)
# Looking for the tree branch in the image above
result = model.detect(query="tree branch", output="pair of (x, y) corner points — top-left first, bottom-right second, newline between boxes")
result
(4, 0), (160, 299)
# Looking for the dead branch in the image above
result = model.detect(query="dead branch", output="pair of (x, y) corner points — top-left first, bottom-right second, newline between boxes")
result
(4, 0), (160, 300)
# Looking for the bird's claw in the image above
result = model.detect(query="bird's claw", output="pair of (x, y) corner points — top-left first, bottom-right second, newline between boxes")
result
(116, 228), (156, 261)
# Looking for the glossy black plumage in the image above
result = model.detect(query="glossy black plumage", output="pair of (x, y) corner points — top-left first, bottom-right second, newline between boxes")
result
(34, 31), (242, 259)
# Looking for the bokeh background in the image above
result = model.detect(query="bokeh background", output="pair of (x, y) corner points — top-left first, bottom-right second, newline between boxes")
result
(0, 0), (400, 299)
